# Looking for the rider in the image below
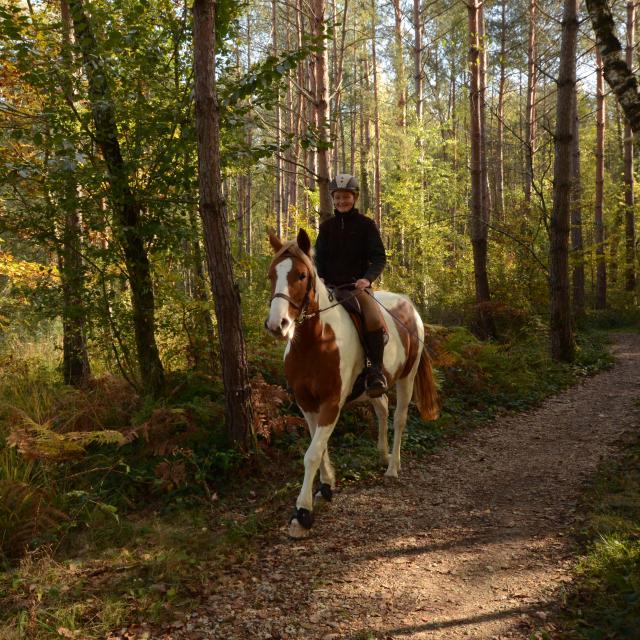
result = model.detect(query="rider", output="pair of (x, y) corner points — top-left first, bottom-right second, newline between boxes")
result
(315, 173), (388, 397)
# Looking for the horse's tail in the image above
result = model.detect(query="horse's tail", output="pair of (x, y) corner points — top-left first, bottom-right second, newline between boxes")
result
(413, 347), (439, 421)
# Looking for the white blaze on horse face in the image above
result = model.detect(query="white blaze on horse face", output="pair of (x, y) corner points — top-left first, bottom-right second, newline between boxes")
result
(266, 258), (296, 340)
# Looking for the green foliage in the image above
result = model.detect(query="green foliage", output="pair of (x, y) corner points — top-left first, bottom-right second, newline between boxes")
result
(578, 307), (640, 332)
(555, 441), (640, 639)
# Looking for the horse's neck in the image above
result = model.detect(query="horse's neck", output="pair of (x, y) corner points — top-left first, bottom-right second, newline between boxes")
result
(315, 280), (348, 326)
(312, 279), (356, 342)
(290, 278), (350, 347)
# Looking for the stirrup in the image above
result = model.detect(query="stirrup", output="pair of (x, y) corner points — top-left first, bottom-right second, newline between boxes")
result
(366, 370), (387, 398)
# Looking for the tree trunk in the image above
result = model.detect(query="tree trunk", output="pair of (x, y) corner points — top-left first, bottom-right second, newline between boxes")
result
(571, 88), (585, 315)
(68, 0), (164, 395)
(587, 0), (640, 133)
(371, 0), (382, 229)
(360, 58), (370, 214)
(272, 0), (283, 236)
(524, 0), (537, 206)
(246, 13), (254, 258)
(609, 103), (624, 285)
(311, 0), (332, 222)
(188, 207), (217, 373)
(468, 0), (495, 339)
(595, 46), (607, 309)
(59, 0), (91, 387)
(330, 0), (348, 174)
(193, 0), (253, 450)
(623, 1), (636, 291)
(496, 0), (507, 220)
(392, 0), (407, 129)
(549, 0), (579, 362)
(413, 0), (423, 122)
(478, 3), (491, 224)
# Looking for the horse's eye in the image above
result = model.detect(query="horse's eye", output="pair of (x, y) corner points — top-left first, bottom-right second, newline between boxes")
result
(298, 273), (306, 281)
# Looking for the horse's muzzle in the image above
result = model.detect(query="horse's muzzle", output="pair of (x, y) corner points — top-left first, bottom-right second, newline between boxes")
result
(264, 317), (289, 339)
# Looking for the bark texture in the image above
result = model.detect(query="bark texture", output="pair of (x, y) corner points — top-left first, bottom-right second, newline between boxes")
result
(311, 0), (332, 223)
(193, 0), (254, 450)
(413, 0), (423, 122)
(59, 0), (91, 387)
(595, 47), (607, 309)
(623, 1), (636, 291)
(524, 0), (537, 206)
(549, 0), (579, 362)
(371, 0), (382, 229)
(570, 89), (585, 316)
(468, 0), (495, 340)
(586, 0), (640, 132)
(495, 0), (507, 220)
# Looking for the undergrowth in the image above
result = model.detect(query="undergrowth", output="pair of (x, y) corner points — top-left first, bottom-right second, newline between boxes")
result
(552, 434), (640, 639)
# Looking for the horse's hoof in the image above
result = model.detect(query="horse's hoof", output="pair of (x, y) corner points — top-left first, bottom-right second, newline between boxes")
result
(384, 469), (399, 481)
(290, 506), (314, 529)
(315, 483), (333, 502)
(288, 518), (312, 539)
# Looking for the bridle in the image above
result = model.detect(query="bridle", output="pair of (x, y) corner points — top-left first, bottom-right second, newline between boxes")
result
(270, 279), (316, 324)
(269, 246), (318, 325)
(269, 251), (362, 325)
(268, 245), (430, 347)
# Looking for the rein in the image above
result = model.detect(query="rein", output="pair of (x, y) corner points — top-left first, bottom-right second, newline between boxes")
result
(271, 282), (361, 325)
(269, 246), (425, 342)
(364, 289), (430, 349)
(296, 285), (361, 323)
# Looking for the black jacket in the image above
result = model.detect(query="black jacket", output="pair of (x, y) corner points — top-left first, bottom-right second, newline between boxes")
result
(315, 208), (386, 286)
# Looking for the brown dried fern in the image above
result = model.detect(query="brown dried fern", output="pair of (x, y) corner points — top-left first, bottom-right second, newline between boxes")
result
(0, 480), (68, 559)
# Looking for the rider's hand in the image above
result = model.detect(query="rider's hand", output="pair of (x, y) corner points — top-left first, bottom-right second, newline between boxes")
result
(355, 278), (371, 290)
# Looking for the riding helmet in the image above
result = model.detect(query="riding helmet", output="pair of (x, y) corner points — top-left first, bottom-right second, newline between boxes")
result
(329, 173), (359, 196)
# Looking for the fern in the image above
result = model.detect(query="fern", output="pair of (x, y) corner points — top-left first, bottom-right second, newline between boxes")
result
(7, 411), (126, 461)
(0, 446), (45, 485)
(0, 480), (68, 559)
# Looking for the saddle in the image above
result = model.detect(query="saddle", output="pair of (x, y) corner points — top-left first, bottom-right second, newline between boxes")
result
(330, 286), (366, 337)
(329, 286), (387, 402)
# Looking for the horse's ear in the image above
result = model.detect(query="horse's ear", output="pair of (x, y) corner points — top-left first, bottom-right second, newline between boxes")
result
(268, 228), (282, 253)
(297, 228), (311, 256)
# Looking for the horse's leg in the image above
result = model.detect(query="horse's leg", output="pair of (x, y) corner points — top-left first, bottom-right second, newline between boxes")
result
(317, 443), (336, 496)
(386, 377), (413, 478)
(303, 412), (335, 504)
(370, 395), (390, 465)
(290, 408), (339, 539)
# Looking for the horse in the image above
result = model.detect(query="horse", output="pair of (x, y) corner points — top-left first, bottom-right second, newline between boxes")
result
(265, 228), (439, 539)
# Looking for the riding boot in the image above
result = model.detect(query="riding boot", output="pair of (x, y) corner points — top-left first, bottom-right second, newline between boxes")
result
(364, 328), (388, 398)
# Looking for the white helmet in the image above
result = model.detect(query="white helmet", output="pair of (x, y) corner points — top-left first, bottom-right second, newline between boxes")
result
(329, 173), (359, 196)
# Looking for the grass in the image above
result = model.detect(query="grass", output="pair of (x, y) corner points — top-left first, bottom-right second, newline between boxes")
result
(0, 320), (621, 638)
(550, 433), (640, 639)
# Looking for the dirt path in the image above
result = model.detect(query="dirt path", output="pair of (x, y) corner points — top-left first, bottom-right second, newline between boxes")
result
(161, 334), (640, 640)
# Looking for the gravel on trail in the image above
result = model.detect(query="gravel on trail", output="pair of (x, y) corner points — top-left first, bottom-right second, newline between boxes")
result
(150, 333), (640, 640)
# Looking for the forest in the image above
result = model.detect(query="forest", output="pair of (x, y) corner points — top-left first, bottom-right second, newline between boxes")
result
(1, 0), (639, 637)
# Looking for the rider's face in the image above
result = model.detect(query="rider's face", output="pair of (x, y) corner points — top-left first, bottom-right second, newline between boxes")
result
(332, 190), (356, 212)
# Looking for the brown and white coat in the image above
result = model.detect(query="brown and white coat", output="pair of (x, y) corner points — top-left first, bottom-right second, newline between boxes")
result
(266, 230), (438, 538)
